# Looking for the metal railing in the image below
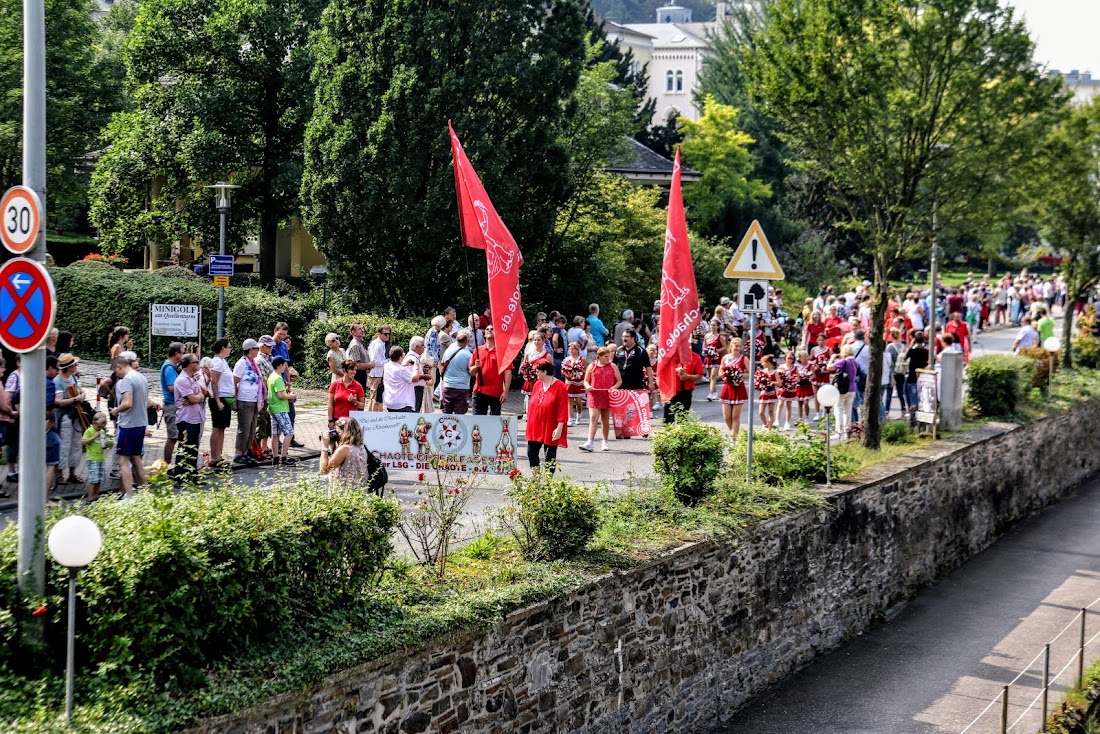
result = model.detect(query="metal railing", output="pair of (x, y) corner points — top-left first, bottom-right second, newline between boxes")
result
(959, 597), (1100, 733)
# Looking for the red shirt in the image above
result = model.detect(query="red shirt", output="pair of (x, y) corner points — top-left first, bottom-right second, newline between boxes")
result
(328, 378), (365, 419)
(672, 352), (705, 393)
(804, 321), (826, 345)
(525, 379), (569, 447)
(473, 345), (505, 398)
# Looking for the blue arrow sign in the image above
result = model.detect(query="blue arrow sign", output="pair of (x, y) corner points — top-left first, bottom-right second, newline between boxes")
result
(209, 255), (235, 276)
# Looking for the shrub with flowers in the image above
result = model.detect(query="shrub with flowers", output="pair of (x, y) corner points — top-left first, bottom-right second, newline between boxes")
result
(500, 469), (599, 560)
(398, 462), (478, 577)
(83, 252), (128, 266)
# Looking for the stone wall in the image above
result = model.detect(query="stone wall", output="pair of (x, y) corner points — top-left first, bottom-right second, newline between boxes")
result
(192, 403), (1100, 734)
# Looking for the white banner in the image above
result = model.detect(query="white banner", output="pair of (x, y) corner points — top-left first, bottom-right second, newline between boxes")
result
(350, 411), (518, 474)
(150, 304), (200, 337)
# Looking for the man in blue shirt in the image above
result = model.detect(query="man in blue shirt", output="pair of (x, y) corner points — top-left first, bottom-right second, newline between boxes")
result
(586, 303), (608, 347)
(160, 342), (183, 462)
(439, 330), (472, 415)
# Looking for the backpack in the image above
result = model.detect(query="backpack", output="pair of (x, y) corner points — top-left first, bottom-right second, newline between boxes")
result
(833, 364), (851, 395)
(853, 344), (867, 392)
(366, 450), (388, 497)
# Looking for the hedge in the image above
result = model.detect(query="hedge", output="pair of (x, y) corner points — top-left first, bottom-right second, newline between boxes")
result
(966, 354), (1035, 417)
(50, 263), (322, 363)
(0, 485), (399, 683)
(303, 314), (431, 386)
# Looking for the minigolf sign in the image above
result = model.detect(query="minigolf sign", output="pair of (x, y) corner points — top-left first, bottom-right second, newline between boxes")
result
(723, 220), (784, 281)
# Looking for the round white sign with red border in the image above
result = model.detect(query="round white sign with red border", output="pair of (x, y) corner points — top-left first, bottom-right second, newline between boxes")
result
(1, 186), (43, 255)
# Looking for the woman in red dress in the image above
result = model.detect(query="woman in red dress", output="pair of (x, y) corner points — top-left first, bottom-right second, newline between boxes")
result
(560, 342), (587, 427)
(795, 350), (815, 423)
(777, 349), (800, 430)
(703, 318), (726, 402)
(755, 354), (780, 430)
(581, 346), (621, 452)
(519, 331), (551, 419)
(810, 332), (832, 418)
(802, 310), (826, 349)
(525, 362), (569, 473)
(719, 339), (748, 437)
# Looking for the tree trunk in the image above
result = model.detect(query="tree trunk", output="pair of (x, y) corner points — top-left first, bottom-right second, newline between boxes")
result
(862, 254), (892, 450)
(1062, 294), (1075, 369)
(987, 257), (996, 278)
(258, 207), (278, 286)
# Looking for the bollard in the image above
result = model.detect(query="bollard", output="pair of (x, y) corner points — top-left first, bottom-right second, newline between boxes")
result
(1001, 685), (1009, 734)
(1042, 643), (1050, 732)
(1079, 609), (1087, 690)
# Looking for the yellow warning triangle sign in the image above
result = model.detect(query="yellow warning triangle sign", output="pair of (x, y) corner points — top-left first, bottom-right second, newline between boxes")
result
(723, 220), (784, 280)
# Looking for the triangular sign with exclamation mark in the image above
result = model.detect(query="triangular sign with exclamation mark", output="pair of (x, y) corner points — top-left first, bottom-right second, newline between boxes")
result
(723, 219), (784, 280)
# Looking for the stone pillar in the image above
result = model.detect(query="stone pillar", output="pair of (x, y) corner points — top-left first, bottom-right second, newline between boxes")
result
(940, 351), (964, 431)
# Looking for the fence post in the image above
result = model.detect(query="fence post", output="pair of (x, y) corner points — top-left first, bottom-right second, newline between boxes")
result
(1042, 643), (1050, 732)
(1079, 608), (1087, 690)
(1001, 685), (1009, 734)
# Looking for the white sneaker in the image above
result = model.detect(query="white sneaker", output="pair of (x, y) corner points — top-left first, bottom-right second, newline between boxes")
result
(783, 422), (791, 431)
(579, 441), (594, 452)
(812, 413), (820, 421)
(118, 494), (134, 503)
(653, 402), (663, 411)
(567, 418), (575, 427)
(601, 442), (610, 451)
(706, 393), (717, 402)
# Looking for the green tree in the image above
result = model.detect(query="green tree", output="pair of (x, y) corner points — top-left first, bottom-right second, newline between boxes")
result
(89, 0), (321, 283)
(301, 0), (587, 314)
(679, 95), (770, 235)
(0, 0), (124, 229)
(1028, 99), (1100, 367)
(745, 0), (1062, 448)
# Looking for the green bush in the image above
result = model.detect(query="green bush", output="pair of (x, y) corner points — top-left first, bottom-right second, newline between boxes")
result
(729, 426), (856, 484)
(0, 485), (399, 682)
(1075, 335), (1100, 369)
(51, 265), (321, 362)
(502, 472), (600, 560)
(651, 410), (726, 505)
(303, 314), (431, 386)
(881, 420), (914, 444)
(967, 354), (1035, 417)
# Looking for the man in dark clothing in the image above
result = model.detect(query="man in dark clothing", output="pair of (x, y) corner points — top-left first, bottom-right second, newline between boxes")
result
(614, 328), (653, 391)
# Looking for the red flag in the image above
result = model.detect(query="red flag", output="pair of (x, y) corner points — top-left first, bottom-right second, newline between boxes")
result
(448, 122), (528, 373)
(657, 147), (701, 401)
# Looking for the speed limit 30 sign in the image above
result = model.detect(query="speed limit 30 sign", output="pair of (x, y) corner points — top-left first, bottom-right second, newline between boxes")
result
(1, 186), (43, 255)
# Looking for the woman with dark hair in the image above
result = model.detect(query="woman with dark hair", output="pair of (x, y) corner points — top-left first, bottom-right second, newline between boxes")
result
(207, 338), (235, 467)
(55, 331), (73, 356)
(107, 326), (132, 359)
(525, 361), (568, 473)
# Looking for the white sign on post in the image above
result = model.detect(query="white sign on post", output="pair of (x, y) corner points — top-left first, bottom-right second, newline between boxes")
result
(738, 279), (770, 314)
(351, 411), (518, 475)
(150, 304), (200, 337)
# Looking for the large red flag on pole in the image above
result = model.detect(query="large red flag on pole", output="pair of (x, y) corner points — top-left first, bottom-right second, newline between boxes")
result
(448, 122), (528, 373)
(657, 147), (701, 401)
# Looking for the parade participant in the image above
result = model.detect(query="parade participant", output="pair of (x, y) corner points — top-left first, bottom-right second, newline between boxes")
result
(525, 361), (569, 473)
(703, 318), (726, 402)
(646, 342), (661, 411)
(754, 354), (779, 430)
(470, 326), (509, 416)
(550, 315), (568, 378)
(560, 342), (587, 426)
(795, 350), (815, 423)
(580, 346), (621, 452)
(810, 333), (831, 419)
(519, 331), (551, 419)
(778, 349), (801, 430)
(719, 339), (748, 438)
(615, 328), (653, 392)
(663, 346), (705, 424)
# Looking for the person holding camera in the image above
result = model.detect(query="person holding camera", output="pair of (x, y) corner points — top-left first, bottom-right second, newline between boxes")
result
(319, 417), (372, 492)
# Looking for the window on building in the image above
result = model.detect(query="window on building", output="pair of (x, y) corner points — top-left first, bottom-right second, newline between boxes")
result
(675, 70), (683, 92)
(666, 70), (675, 92)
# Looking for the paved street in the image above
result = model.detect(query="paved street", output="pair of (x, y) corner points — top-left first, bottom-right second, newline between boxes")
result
(718, 475), (1100, 734)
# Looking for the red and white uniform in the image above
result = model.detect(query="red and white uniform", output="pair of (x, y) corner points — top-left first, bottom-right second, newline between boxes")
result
(719, 354), (748, 405)
(778, 365), (800, 402)
(795, 364), (815, 400)
(702, 333), (723, 367)
(810, 346), (831, 386)
(521, 350), (551, 396)
(755, 368), (779, 403)
(561, 355), (587, 397)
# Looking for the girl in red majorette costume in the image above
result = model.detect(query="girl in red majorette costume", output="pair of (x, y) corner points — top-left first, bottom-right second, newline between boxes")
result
(519, 330), (551, 420)
(719, 338), (747, 438)
(754, 354), (780, 430)
(795, 350), (815, 423)
(703, 318), (726, 402)
(810, 332), (832, 419)
(777, 350), (801, 431)
(560, 341), (587, 427)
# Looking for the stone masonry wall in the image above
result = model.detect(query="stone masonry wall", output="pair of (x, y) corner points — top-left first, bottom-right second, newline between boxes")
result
(191, 402), (1100, 734)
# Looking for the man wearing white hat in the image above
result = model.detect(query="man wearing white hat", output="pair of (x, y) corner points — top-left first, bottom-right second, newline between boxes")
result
(52, 353), (85, 486)
(232, 339), (264, 467)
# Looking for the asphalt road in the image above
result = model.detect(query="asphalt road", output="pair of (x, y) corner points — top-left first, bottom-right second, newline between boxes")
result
(717, 476), (1100, 734)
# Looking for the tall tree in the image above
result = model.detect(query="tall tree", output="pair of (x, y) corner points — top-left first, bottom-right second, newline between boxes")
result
(1028, 99), (1100, 368)
(0, 0), (124, 229)
(89, 0), (321, 282)
(746, 0), (1063, 448)
(301, 0), (587, 314)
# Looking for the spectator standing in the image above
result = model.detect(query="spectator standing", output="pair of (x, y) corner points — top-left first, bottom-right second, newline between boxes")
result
(471, 326), (511, 416)
(324, 333), (346, 383)
(159, 342), (184, 463)
(587, 304), (608, 347)
(613, 310), (635, 347)
(107, 326), (132, 360)
(346, 322), (372, 395)
(328, 360), (365, 426)
(525, 361), (568, 473)
(382, 346), (421, 412)
(440, 330), (473, 414)
(404, 336), (432, 412)
(208, 338), (236, 468)
(1012, 316), (1040, 353)
(81, 412), (111, 501)
(52, 353), (85, 486)
(255, 336), (276, 458)
(171, 354), (206, 481)
(366, 324), (391, 411)
(267, 356), (297, 467)
(5, 358), (20, 483)
(109, 355), (154, 501)
(905, 332), (930, 426)
(850, 330), (870, 423)
(319, 417), (373, 493)
(232, 339), (264, 466)
(566, 317), (588, 354)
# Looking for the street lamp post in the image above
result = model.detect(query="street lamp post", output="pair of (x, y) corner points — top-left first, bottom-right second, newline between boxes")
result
(310, 265), (330, 320)
(1044, 336), (1061, 393)
(205, 182), (239, 339)
(47, 515), (103, 723)
(928, 206), (939, 366)
(817, 384), (840, 486)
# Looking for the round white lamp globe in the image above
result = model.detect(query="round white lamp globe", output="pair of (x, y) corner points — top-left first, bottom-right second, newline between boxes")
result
(1043, 336), (1061, 353)
(817, 383), (840, 409)
(47, 515), (102, 569)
